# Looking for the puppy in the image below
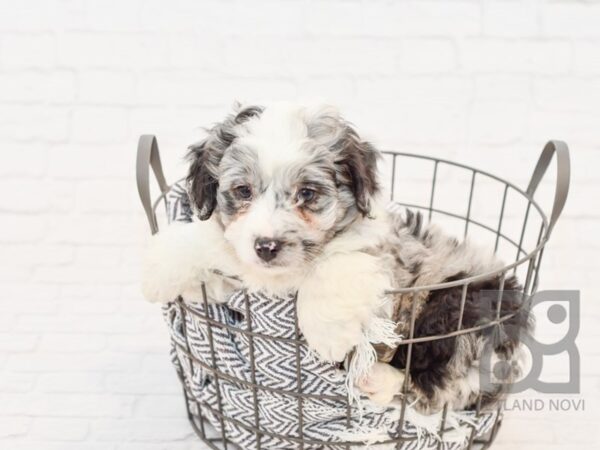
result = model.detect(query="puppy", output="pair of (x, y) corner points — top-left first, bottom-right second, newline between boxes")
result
(142, 102), (530, 413)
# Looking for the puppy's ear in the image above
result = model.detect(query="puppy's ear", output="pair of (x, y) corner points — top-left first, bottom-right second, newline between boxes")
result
(186, 137), (223, 220)
(186, 105), (264, 220)
(335, 133), (380, 216)
(305, 106), (380, 216)
(186, 122), (235, 220)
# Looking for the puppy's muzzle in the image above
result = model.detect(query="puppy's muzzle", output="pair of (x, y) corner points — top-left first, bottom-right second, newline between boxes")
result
(254, 238), (283, 263)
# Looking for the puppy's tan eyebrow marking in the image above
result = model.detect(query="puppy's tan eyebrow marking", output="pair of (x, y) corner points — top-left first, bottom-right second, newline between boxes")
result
(234, 204), (250, 216)
(296, 206), (316, 226)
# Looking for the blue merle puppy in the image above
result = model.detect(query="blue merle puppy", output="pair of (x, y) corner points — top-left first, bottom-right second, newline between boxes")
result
(141, 102), (531, 414)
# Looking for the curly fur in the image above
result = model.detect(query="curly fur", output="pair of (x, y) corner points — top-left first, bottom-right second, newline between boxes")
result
(142, 102), (530, 415)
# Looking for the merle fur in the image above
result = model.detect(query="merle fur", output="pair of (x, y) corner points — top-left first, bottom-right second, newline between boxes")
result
(390, 273), (531, 409)
(333, 128), (380, 217)
(186, 105), (264, 220)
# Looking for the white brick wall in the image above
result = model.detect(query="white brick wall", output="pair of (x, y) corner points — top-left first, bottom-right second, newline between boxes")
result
(0, 1), (597, 449)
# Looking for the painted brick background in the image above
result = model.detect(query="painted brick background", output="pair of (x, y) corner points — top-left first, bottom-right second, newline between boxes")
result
(0, 0), (598, 449)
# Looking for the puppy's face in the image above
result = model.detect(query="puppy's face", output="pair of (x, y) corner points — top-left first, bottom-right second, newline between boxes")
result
(186, 103), (379, 275)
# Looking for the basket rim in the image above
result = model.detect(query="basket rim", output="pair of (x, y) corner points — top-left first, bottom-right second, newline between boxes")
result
(176, 294), (523, 347)
(152, 150), (550, 294)
(379, 150), (548, 293)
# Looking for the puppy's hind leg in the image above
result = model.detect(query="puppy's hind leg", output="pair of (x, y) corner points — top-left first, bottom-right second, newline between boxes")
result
(356, 362), (406, 406)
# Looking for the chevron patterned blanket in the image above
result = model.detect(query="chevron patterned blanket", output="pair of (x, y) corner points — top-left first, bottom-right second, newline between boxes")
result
(162, 182), (499, 449)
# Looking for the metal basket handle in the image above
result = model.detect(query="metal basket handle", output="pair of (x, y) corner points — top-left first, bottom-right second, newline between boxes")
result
(136, 135), (170, 235)
(526, 140), (570, 238)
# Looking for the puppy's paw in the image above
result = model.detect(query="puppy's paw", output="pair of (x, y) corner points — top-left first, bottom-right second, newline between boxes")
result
(356, 362), (405, 406)
(303, 321), (362, 363)
(141, 261), (183, 303)
(141, 231), (192, 303)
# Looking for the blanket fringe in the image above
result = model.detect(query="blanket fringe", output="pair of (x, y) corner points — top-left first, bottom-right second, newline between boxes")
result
(345, 316), (403, 407)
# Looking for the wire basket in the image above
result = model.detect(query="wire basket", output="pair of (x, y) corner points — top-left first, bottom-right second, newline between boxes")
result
(136, 136), (570, 450)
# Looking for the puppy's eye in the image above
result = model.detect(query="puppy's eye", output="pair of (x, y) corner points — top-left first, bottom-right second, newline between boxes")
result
(297, 188), (316, 203)
(234, 185), (252, 200)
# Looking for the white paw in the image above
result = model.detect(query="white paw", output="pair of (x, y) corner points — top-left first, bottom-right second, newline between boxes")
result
(141, 233), (192, 303)
(141, 262), (184, 303)
(303, 321), (362, 363)
(356, 362), (405, 406)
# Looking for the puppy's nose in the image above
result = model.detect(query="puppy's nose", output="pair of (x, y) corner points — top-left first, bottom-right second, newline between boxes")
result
(254, 238), (283, 262)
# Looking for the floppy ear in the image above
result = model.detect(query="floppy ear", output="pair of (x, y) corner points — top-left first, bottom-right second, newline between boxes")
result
(304, 105), (380, 216)
(336, 133), (380, 216)
(186, 137), (223, 220)
(186, 104), (264, 220)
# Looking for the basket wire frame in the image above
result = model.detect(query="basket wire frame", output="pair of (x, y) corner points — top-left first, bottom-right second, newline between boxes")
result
(136, 136), (570, 450)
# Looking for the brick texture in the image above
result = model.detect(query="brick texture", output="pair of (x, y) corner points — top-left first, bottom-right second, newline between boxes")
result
(0, 1), (597, 449)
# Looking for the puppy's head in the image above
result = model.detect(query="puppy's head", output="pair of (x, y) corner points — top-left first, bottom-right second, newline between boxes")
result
(186, 102), (380, 275)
